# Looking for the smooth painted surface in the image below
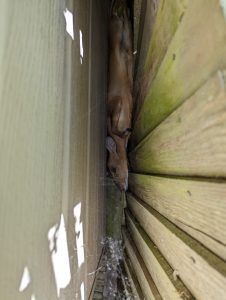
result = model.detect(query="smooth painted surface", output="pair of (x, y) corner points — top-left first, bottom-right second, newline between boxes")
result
(0, 0), (107, 299)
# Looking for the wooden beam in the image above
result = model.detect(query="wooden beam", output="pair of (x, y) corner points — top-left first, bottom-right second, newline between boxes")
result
(122, 228), (162, 299)
(130, 72), (226, 177)
(125, 213), (192, 299)
(131, 0), (226, 147)
(126, 194), (226, 299)
(129, 174), (226, 261)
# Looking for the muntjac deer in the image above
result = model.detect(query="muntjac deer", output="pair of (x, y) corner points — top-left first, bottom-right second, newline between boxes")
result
(106, 0), (133, 191)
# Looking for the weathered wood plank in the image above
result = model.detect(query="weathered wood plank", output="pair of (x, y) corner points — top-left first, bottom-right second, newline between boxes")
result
(134, 0), (158, 80)
(143, 0), (188, 87)
(130, 72), (226, 177)
(133, 0), (159, 123)
(131, 0), (226, 147)
(133, 0), (188, 123)
(125, 213), (192, 300)
(126, 194), (226, 299)
(129, 173), (226, 261)
(123, 254), (144, 300)
(122, 228), (162, 299)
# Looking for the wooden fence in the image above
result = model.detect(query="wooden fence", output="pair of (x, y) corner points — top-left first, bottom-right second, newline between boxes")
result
(124, 0), (226, 298)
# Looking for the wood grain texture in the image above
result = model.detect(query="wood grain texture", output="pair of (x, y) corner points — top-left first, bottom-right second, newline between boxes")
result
(125, 213), (192, 300)
(126, 194), (226, 299)
(133, 0), (188, 124)
(130, 72), (226, 177)
(129, 173), (226, 261)
(123, 254), (144, 300)
(122, 227), (162, 300)
(134, 0), (157, 80)
(133, 0), (159, 122)
(143, 0), (188, 87)
(131, 0), (226, 147)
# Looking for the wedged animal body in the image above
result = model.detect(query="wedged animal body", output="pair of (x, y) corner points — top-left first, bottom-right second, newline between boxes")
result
(106, 0), (133, 192)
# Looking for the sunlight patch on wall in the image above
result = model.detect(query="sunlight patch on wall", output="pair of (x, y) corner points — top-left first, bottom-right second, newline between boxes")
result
(64, 8), (74, 40)
(19, 267), (31, 292)
(79, 30), (84, 64)
(74, 203), (85, 267)
(31, 293), (36, 300)
(220, 0), (226, 21)
(48, 214), (71, 297)
(80, 282), (85, 300)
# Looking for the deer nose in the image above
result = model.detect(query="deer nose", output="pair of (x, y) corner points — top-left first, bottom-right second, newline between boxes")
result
(117, 181), (127, 192)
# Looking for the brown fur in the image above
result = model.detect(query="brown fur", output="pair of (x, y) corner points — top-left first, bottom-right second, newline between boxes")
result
(106, 1), (133, 191)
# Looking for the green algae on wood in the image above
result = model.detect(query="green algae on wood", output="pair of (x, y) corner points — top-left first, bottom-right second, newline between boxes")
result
(133, 0), (189, 125)
(131, 0), (226, 148)
(129, 72), (226, 177)
(143, 0), (188, 86)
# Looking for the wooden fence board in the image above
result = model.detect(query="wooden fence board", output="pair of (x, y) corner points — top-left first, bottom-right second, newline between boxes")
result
(133, 0), (188, 123)
(123, 228), (162, 299)
(126, 194), (226, 299)
(134, 0), (158, 80)
(123, 256), (144, 300)
(143, 0), (188, 87)
(129, 174), (226, 261)
(131, 0), (226, 147)
(125, 213), (192, 299)
(130, 72), (226, 177)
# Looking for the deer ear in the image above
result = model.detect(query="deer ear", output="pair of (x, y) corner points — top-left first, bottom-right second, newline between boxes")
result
(106, 136), (117, 153)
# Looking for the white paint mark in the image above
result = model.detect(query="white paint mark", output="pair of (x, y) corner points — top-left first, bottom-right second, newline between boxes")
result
(64, 9), (74, 40)
(73, 203), (85, 267)
(19, 267), (31, 292)
(80, 282), (85, 300)
(79, 30), (84, 64)
(220, 0), (226, 21)
(48, 214), (71, 297)
(31, 293), (36, 300)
